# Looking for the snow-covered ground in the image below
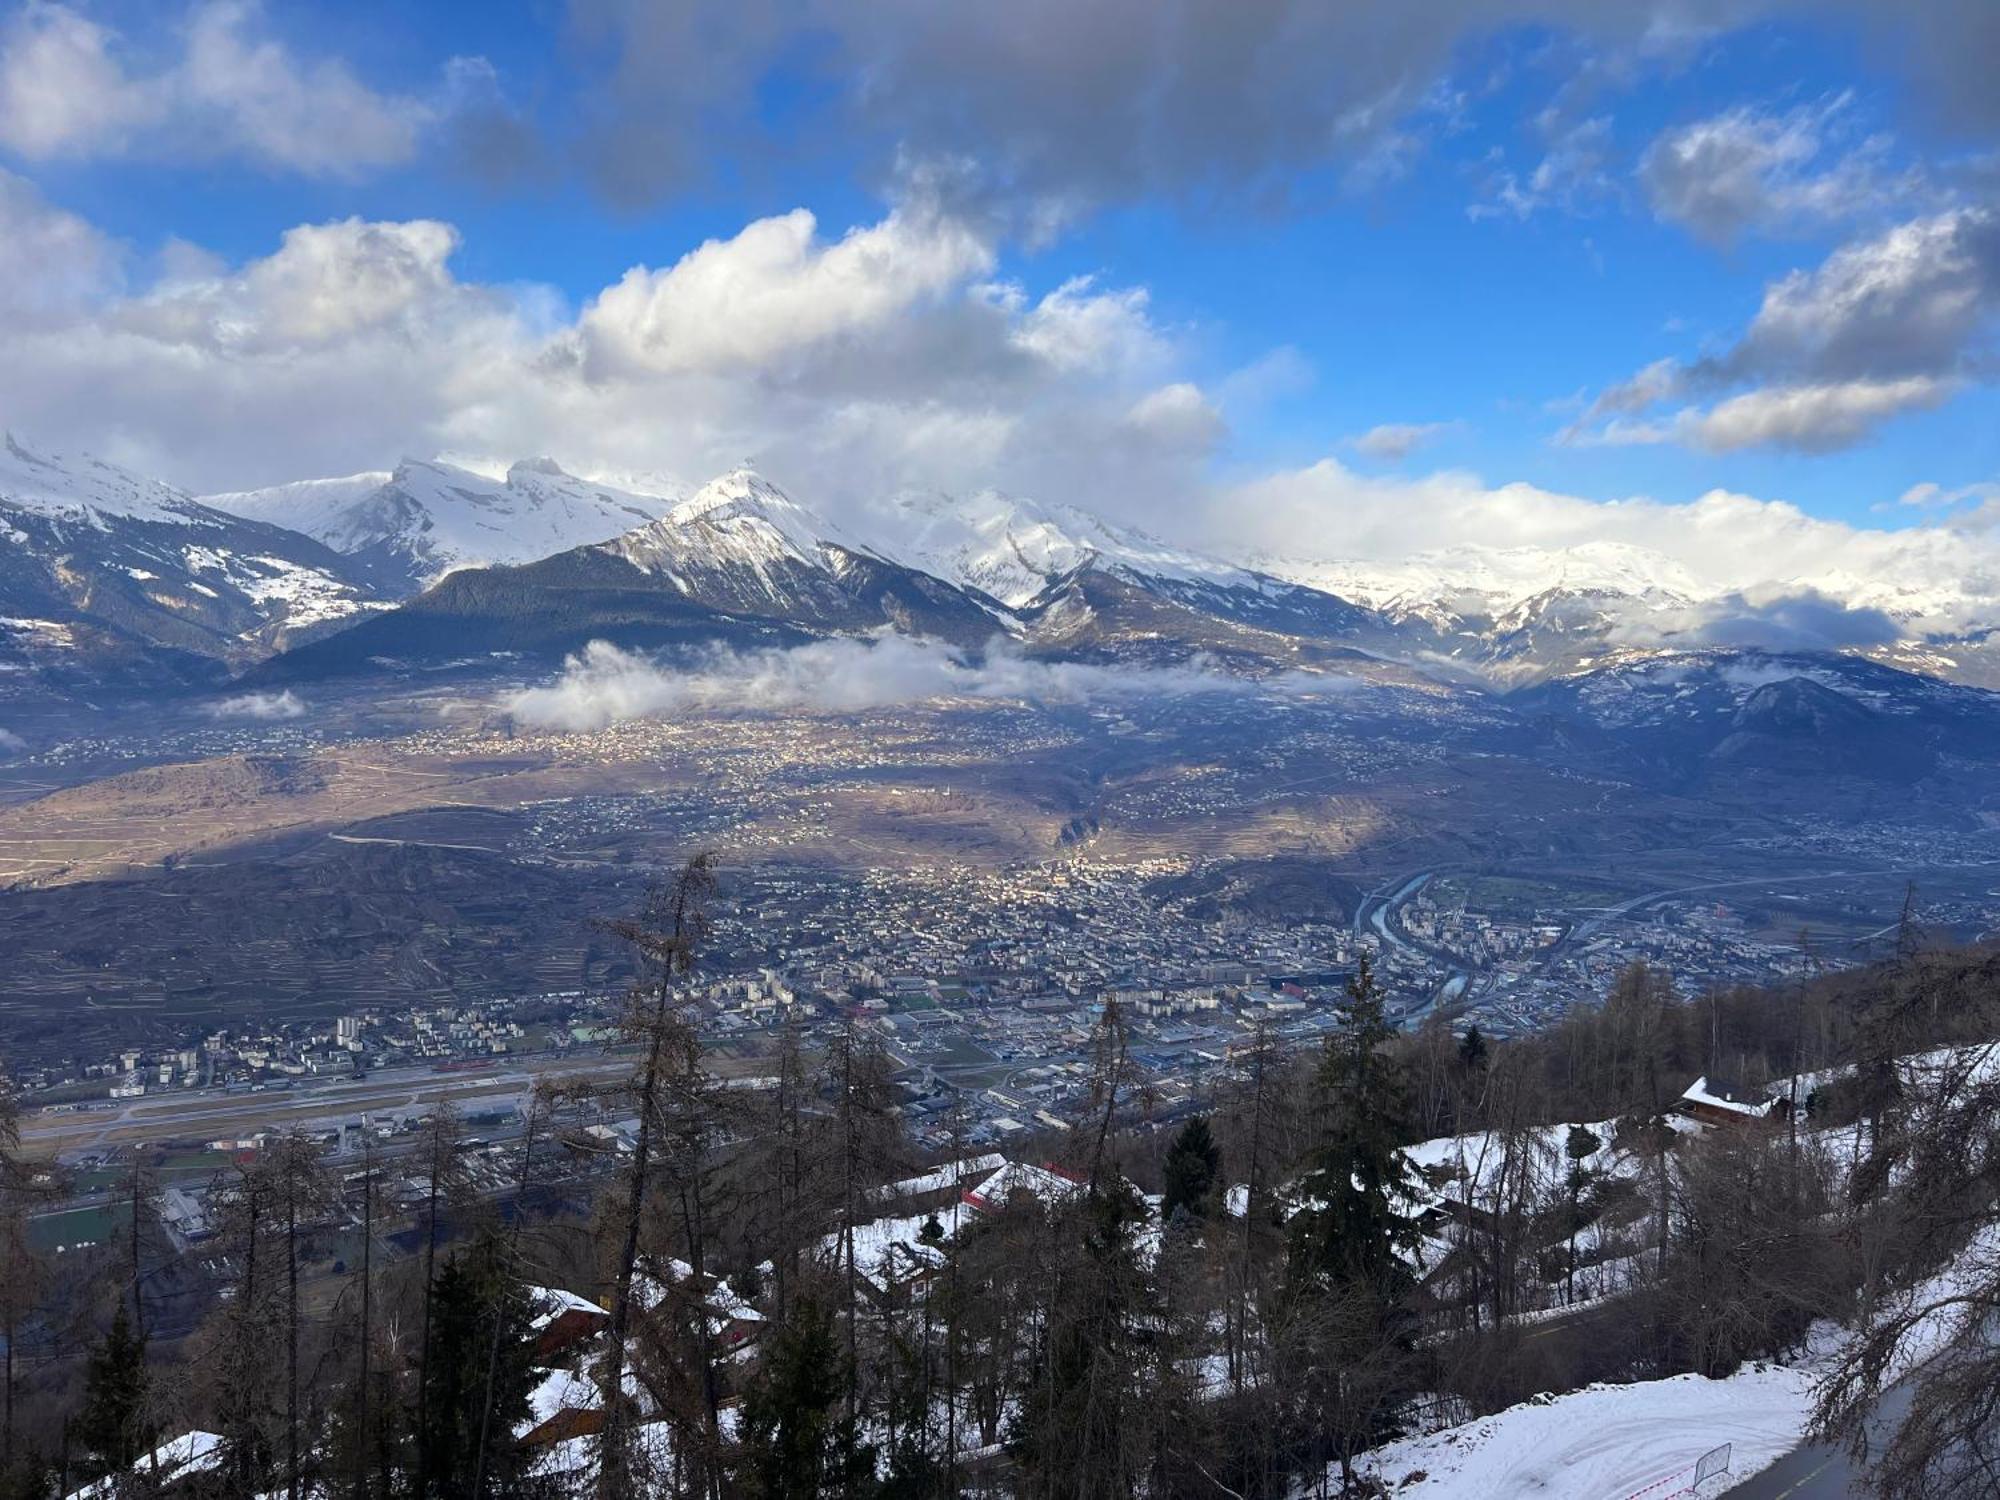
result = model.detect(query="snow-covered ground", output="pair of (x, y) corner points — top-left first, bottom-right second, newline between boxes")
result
(1349, 1364), (1814, 1500)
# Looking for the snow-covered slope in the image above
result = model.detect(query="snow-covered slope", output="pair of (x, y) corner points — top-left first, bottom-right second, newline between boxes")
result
(584, 468), (1003, 641)
(200, 470), (392, 537)
(0, 436), (382, 686)
(1354, 1365), (1814, 1500)
(883, 489), (1382, 664)
(258, 469), (1008, 678)
(887, 489), (1268, 607)
(1268, 541), (1713, 614)
(204, 458), (682, 595)
(608, 468), (874, 599)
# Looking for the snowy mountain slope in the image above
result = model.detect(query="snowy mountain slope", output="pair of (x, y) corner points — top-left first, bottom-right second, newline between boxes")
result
(204, 458), (683, 596)
(886, 489), (1268, 607)
(1506, 649), (2000, 788)
(255, 469), (1006, 680)
(0, 436), (384, 690)
(1266, 540), (1714, 613)
(597, 468), (1003, 639)
(885, 489), (1380, 659)
(200, 470), (392, 537)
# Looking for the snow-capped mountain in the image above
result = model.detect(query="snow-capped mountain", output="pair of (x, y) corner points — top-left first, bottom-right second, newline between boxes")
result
(258, 469), (1005, 680)
(1266, 541), (1713, 614)
(1509, 649), (2000, 787)
(0, 435), (382, 693)
(885, 489), (1377, 662)
(592, 468), (1002, 639)
(19, 434), (2000, 703)
(205, 458), (683, 596)
(886, 489), (1268, 607)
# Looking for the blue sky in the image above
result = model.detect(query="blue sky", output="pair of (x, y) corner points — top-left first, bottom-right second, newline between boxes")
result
(0, 0), (1996, 580)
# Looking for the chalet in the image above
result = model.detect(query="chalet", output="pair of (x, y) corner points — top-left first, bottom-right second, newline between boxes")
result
(64, 1432), (223, 1499)
(961, 1160), (1085, 1213)
(527, 1284), (610, 1365)
(634, 1257), (767, 1355)
(1675, 1074), (1786, 1128)
(518, 1368), (608, 1450)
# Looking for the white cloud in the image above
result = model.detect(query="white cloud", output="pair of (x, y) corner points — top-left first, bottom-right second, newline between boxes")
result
(1571, 207), (2000, 451)
(1008, 277), (1167, 377)
(1899, 479), (2000, 511)
(206, 689), (306, 720)
(1350, 421), (1457, 462)
(1682, 376), (1954, 452)
(1218, 456), (2000, 629)
(503, 636), (1345, 730)
(1470, 113), (1616, 222)
(578, 202), (994, 378)
(1640, 97), (1917, 245)
(1593, 376), (1957, 453)
(0, 1), (452, 176)
(0, 3), (143, 158)
(1123, 383), (1223, 453)
(0, 166), (118, 322)
(0, 181), (1222, 514)
(0, 726), (24, 752)
(121, 218), (469, 352)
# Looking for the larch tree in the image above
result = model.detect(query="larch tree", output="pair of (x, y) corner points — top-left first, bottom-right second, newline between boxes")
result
(595, 851), (719, 1500)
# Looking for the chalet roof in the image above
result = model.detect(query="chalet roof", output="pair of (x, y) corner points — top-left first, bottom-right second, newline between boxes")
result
(527, 1284), (606, 1332)
(962, 1160), (1083, 1211)
(64, 1432), (223, 1500)
(1679, 1075), (1778, 1119)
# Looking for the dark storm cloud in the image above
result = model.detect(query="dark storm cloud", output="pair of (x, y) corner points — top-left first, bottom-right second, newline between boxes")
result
(556, 2), (2000, 214)
(559, 0), (1764, 210)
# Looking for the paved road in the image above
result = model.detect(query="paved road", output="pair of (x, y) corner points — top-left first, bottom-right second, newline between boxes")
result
(1719, 1383), (1913, 1499)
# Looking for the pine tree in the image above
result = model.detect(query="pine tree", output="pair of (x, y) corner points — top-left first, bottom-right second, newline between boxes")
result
(734, 1298), (876, 1500)
(415, 1235), (543, 1499)
(77, 1303), (149, 1477)
(1160, 1115), (1221, 1224)
(1011, 1181), (1152, 1499)
(1285, 954), (1427, 1495)
(1457, 1025), (1489, 1074)
(597, 852), (720, 1500)
(1289, 954), (1422, 1294)
(1563, 1124), (1602, 1306)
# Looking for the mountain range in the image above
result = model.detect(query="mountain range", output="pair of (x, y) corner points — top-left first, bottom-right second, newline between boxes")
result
(5, 434), (1998, 713)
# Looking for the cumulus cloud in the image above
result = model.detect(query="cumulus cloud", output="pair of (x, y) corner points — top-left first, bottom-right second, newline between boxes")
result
(1218, 456), (2000, 629)
(0, 1), (455, 176)
(0, 173), (1242, 511)
(0, 726), (24, 752)
(1640, 97), (1918, 245)
(1570, 205), (2000, 451)
(578, 202), (994, 379)
(206, 689), (306, 720)
(1718, 209), (2000, 384)
(504, 636), (1351, 730)
(0, 166), (118, 323)
(1350, 421), (1458, 462)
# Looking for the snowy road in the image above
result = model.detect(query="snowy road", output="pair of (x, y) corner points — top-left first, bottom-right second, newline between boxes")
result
(1717, 1382), (1913, 1499)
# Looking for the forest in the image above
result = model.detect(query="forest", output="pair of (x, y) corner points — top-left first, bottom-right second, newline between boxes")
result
(3, 856), (1999, 1499)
